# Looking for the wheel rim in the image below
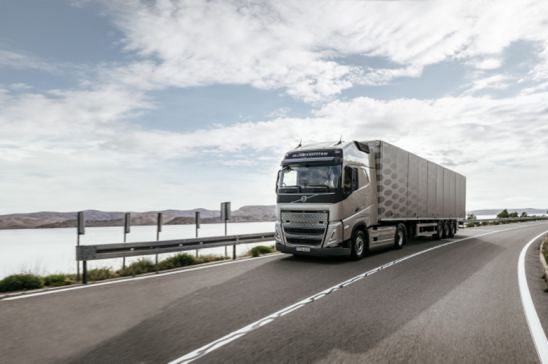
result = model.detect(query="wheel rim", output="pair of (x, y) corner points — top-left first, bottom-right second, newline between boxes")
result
(356, 235), (364, 255)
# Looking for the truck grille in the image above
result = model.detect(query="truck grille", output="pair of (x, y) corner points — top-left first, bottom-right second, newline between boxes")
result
(280, 210), (328, 246)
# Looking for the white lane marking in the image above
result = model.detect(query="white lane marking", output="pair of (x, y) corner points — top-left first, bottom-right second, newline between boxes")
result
(518, 231), (548, 364)
(2, 253), (282, 301)
(169, 225), (545, 364)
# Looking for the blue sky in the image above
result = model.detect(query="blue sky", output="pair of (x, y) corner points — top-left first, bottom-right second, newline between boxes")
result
(1, 0), (548, 213)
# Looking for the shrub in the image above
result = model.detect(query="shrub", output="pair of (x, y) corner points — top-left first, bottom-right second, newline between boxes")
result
(249, 245), (274, 257)
(497, 209), (509, 219)
(87, 268), (117, 281)
(44, 273), (75, 287)
(158, 253), (196, 270)
(119, 259), (156, 276)
(195, 255), (226, 264)
(0, 274), (44, 292)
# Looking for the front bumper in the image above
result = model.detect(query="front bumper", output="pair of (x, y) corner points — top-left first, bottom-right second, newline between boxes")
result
(276, 242), (350, 257)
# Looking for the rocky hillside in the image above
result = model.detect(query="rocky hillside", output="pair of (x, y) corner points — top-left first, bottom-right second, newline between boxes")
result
(0, 206), (276, 230)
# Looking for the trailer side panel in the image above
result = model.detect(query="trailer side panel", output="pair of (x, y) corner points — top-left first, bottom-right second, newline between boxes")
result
(370, 140), (465, 221)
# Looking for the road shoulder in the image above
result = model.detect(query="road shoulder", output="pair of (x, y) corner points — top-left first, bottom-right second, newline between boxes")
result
(526, 233), (548, 339)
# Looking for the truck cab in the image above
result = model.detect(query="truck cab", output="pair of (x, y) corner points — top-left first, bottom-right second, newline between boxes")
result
(275, 141), (382, 258)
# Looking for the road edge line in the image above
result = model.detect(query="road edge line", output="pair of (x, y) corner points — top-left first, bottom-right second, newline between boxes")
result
(518, 231), (548, 364)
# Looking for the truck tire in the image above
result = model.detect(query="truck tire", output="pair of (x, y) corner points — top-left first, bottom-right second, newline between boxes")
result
(394, 224), (406, 249)
(448, 220), (456, 238)
(433, 221), (442, 240)
(440, 220), (447, 239)
(350, 229), (367, 260)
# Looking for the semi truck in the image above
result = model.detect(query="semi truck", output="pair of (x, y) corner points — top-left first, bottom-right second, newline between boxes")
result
(274, 140), (466, 259)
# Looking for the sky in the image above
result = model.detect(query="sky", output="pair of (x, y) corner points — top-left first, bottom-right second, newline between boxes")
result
(1, 0), (548, 214)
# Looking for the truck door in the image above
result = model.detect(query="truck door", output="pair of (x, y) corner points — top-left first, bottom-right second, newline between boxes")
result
(342, 166), (370, 241)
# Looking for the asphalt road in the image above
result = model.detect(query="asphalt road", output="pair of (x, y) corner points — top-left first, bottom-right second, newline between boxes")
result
(1, 222), (547, 364)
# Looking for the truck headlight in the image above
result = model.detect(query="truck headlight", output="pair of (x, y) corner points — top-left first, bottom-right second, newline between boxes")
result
(324, 222), (343, 247)
(275, 222), (282, 243)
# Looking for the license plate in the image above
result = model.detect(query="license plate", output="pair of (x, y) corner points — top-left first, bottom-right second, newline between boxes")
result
(296, 246), (310, 252)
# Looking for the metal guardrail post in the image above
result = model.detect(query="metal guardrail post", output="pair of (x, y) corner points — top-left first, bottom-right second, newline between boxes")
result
(122, 212), (131, 271)
(82, 260), (88, 285)
(233, 237), (238, 260)
(76, 211), (85, 281)
(195, 211), (200, 258)
(76, 234), (80, 281)
(156, 212), (162, 274)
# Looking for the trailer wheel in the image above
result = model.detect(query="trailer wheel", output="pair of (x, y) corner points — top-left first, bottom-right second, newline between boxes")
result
(350, 229), (367, 260)
(441, 221), (449, 239)
(448, 221), (456, 238)
(394, 224), (406, 249)
(433, 221), (442, 240)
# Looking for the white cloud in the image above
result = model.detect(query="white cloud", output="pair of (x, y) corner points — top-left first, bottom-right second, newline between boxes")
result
(473, 58), (502, 70)
(0, 50), (54, 72)
(459, 75), (512, 96)
(3, 0), (548, 212)
(102, 0), (548, 101)
(3, 81), (547, 211)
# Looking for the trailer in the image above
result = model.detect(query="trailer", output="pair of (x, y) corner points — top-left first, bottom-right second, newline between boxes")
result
(370, 141), (466, 238)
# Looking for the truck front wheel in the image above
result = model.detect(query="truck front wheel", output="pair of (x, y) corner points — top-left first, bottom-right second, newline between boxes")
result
(394, 224), (407, 249)
(350, 230), (367, 260)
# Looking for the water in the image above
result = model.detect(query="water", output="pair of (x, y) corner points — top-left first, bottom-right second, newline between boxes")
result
(0, 222), (274, 279)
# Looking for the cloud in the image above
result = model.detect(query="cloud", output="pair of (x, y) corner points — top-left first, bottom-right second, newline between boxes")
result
(3, 0), (548, 212)
(0, 50), (54, 72)
(472, 58), (502, 70)
(100, 0), (548, 102)
(1, 79), (548, 211)
(459, 75), (512, 96)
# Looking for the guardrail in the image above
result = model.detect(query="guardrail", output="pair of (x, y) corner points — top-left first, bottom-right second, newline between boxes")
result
(76, 232), (275, 284)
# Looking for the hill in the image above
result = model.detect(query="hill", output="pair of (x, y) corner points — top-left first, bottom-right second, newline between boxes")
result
(0, 206), (276, 230)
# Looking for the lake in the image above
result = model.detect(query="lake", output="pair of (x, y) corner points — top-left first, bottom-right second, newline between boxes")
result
(0, 221), (275, 279)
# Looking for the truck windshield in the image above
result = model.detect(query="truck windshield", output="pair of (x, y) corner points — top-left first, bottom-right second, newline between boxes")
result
(278, 164), (341, 193)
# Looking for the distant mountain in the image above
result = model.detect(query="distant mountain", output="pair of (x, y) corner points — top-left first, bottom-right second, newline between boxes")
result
(468, 208), (548, 216)
(0, 206), (276, 230)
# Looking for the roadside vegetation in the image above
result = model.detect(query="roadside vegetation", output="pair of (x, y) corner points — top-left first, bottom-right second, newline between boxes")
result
(465, 210), (546, 228)
(0, 247), (278, 293)
(248, 245), (275, 257)
(0, 274), (44, 292)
